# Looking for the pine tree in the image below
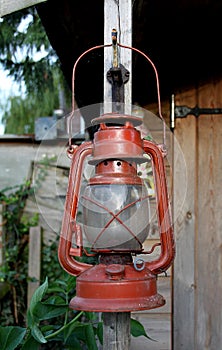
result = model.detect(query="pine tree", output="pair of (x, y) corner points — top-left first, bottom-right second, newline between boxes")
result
(0, 7), (70, 134)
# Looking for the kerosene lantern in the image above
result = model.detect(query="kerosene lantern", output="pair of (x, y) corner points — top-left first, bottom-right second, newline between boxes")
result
(58, 43), (175, 312)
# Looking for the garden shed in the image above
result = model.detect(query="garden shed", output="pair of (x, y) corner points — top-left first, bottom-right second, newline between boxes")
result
(1, 0), (222, 349)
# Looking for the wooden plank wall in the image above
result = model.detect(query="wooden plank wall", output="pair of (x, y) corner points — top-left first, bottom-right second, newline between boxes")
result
(27, 226), (42, 307)
(173, 90), (197, 349)
(131, 110), (173, 350)
(173, 81), (222, 349)
(25, 162), (69, 245)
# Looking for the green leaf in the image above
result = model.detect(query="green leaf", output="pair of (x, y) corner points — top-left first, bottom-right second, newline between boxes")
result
(63, 321), (83, 343)
(26, 309), (33, 328)
(130, 318), (156, 341)
(32, 301), (68, 320)
(65, 322), (98, 349)
(84, 311), (97, 321)
(64, 333), (82, 350)
(40, 324), (57, 334)
(47, 286), (66, 294)
(29, 277), (48, 318)
(31, 324), (47, 344)
(143, 135), (153, 141)
(85, 324), (98, 350)
(43, 295), (67, 305)
(66, 275), (77, 293)
(96, 322), (103, 345)
(27, 278), (49, 326)
(0, 326), (26, 350)
(21, 334), (41, 350)
(55, 279), (68, 287)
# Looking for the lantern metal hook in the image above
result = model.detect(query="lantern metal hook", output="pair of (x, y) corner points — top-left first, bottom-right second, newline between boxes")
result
(134, 257), (145, 271)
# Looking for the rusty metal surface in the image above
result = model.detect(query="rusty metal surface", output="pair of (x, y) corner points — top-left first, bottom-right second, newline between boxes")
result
(70, 264), (165, 312)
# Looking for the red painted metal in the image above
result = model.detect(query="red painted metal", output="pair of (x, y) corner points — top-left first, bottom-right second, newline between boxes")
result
(58, 142), (94, 276)
(58, 113), (175, 311)
(69, 264), (165, 312)
(88, 117), (147, 165)
(143, 140), (175, 274)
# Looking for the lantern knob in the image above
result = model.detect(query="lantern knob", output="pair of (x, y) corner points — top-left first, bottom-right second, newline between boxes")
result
(106, 264), (125, 280)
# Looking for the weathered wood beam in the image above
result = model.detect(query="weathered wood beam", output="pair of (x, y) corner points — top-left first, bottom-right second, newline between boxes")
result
(103, 312), (131, 349)
(104, 0), (132, 113)
(103, 1), (132, 349)
(27, 226), (42, 307)
(0, 0), (47, 17)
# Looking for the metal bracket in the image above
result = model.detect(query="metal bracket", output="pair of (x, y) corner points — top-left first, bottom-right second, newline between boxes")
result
(107, 63), (130, 113)
(170, 94), (222, 129)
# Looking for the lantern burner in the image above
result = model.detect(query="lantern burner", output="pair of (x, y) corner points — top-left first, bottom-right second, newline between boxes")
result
(91, 112), (143, 127)
(99, 253), (132, 265)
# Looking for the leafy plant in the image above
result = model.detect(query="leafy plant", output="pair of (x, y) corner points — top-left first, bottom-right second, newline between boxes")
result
(0, 181), (39, 326)
(26, 276), (103, 349)
(0, 276), (151, 350)
(0, 326), (26, 350)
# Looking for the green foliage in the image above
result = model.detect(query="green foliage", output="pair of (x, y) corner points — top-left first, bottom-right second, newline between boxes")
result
(0, 276), (151, 349)
(0, 8), (57, 96)
(0, 181), (39, 326)
(0, 326), (26, 350)
(3, 89), (59, 134)
(41, 237), (63, 282)
(0, 277), (103, 350)
(0, 7), (71, 134)
(130, 318), (156, 341)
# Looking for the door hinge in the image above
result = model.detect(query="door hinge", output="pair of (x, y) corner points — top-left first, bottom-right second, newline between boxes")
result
(170, 94), (222, 129)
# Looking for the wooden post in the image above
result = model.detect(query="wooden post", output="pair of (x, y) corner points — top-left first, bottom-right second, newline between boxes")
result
(103, 1), (132, 349)
(103, 312), (131, 349)
(27, 226), (42, 307)
(104, 0), (132, 114)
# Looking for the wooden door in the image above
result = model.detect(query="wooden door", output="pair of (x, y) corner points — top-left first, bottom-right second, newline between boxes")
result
(173, 81), (222, 349)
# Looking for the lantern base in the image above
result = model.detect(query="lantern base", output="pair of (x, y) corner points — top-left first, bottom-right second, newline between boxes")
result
(69, 264), (165, 312)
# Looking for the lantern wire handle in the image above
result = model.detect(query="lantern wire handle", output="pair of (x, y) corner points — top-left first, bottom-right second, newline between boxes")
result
(117, 43), (166, 145)
(68, 42), (166, 147)
(67, 44), (112, 149)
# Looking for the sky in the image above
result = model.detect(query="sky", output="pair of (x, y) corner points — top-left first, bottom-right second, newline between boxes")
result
(0, 69), (24, 135)
(0, 70), (15, 134)
(0, 15), (34, 135)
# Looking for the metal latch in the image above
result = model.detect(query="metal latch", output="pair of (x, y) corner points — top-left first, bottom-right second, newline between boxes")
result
(106, 29), (130, 114)
(170, 94), (222, 129)
(107, 64), (130, 113)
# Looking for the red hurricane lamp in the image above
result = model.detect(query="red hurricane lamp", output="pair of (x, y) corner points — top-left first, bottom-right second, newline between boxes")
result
(58, 44), (175, 312)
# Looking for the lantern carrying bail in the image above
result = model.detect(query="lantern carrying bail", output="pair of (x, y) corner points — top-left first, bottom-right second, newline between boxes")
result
(67, 35), (166, 148)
